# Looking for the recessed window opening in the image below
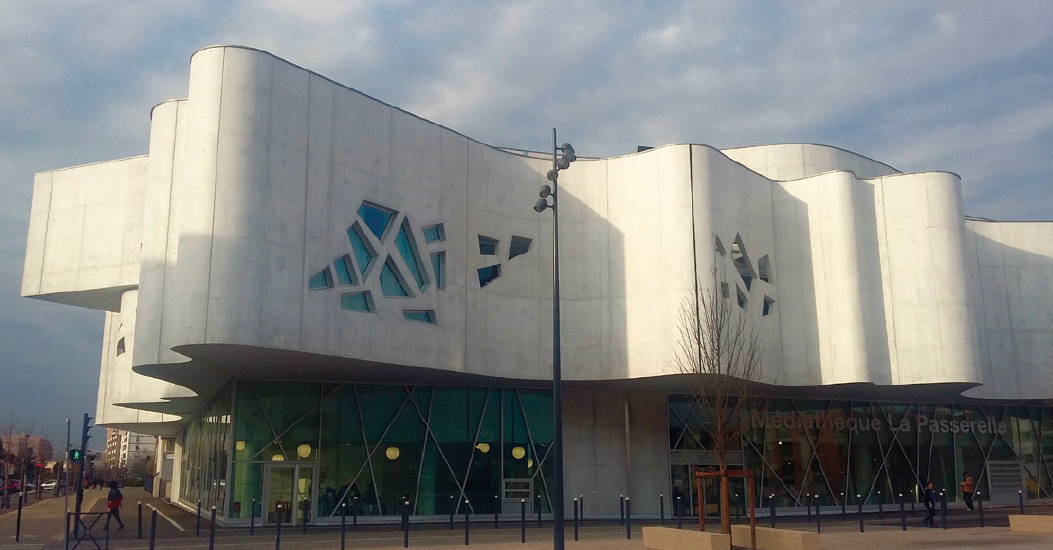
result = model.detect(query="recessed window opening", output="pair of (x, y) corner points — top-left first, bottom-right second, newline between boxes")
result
(381, 257), (410, 297)
(509, 236), (532, 259)
(478, 235), (499, 256)
(403, 310), (436, 324)
(430, 252), (446, 290)
(309, 267), (334, 290)
(358, 202), (397, 240)
(116, 337), (126, 356)
(423, 224), (446, 243)
(731, 234), (756, 291)
(758, 255), (773, 284)
(736, 286), (748, 309)
(340, 291), (374, 312)
(334, 255), (357, 285)
(347, 223), (376, 276)
(478, 264), (501, 287)
(396, 220), (427, 290)
(763, 296), (775, 316)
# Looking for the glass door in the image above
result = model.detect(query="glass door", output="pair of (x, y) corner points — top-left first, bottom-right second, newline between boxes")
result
(264, 464), (317, 525)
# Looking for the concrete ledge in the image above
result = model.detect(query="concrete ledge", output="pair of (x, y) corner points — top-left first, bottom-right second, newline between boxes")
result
(1009, 515), (1053, 534)
(730, 524), (819, 550)
(642, 526), (731, 550)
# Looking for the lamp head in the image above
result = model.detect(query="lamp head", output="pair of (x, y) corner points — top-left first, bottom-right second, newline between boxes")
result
(539, 185), (552, 198)
(555, 157), (571, 170)
(560, 143), (576, 162)
(546, 169), (559, 182)
(533, 198), (550, 213)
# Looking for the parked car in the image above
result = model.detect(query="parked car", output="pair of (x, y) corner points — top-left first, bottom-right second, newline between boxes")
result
(41, 480), (58, 490)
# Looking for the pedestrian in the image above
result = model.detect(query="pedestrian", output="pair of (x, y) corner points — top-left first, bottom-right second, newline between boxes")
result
(961, 472), (975, 511)
(923, 481), (937, 527)
(105, 480), (125, 530)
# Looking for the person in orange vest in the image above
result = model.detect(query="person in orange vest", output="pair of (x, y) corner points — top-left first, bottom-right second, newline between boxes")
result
(961, 472), (975, 511)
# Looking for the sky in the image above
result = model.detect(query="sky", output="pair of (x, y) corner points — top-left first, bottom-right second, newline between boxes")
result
(1, 1), (1051, 454)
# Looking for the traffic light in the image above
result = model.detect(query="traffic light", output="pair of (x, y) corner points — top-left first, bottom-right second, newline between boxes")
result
(81, 413), (93, 449)
(68, 449), (82, 461)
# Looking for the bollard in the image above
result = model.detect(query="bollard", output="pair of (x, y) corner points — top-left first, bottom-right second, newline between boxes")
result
(302, 498), (308, 534)
(537, 495), (542, 528)
(735, 493), (742, 524)
(676, 496), (682, 529)
(807, 493), (812, 522)
(520, 499), (526, 543)
(815, 495), (821, 534)
(878, 491), (883, 519)
(857, 495), (864, 533)
(660, 494), (665, 525)
(275, 504), (283, 550)
(841, 492), (846, 521)
(464, 499), (470, 546)
(209, 506), (218, 550)
(1019, 489), (1024, 515)
(625, 498), (632, 540)
(580, 495), (584, 522)
(66, 510), (72, 550)
(105, 511), (111, 549)
(573, 498), (579, 541)
(769, 495), (776, 528)
(16, 494), (23, 542)
(619, 495), (625, 525)
(940, 492), (948, 529)
(341, 503), (347, 550)
(450, 496), (455, 530)
(150, 508), (158, 550)
(494, 495), (499, 529)
(404, 500), (410, 548)
(197, 499), (202, 536)
(251, 498), (256, 535)
(978, 492), (985, 528)
(899, 494), (906, 531)
(354, 496), (359, 532)
(138, 501), (143, 539)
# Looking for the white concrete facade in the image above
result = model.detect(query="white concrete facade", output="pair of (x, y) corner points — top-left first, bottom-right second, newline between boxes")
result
(22, 45), (1053, 438)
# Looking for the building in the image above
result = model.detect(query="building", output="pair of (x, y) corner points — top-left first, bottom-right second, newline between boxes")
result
(104, 428), (121, 469)
(21, 46), (1053, 525)
(104, 428), (156, 477)
(1, 434), (54, 476)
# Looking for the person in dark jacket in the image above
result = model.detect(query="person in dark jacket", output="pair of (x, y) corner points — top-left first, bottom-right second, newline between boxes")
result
(105, 481), (125, 530)
(922, 481), (937, 527)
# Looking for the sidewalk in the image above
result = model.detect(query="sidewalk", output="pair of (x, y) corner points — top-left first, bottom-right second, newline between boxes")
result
(2, 490), (1052, 550)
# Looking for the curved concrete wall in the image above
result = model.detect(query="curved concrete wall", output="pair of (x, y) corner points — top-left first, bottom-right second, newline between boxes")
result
(20, 46), (1053, 433)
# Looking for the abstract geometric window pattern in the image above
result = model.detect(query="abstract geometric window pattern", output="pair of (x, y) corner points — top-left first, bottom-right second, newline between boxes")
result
(669, 396), (1053, 513)
(473, 234), (533, 288)
(715, 233), (775, 316)
(310, 201), (446, 324)
(219, 381), (555, 519)
(478, 235), (499, 256)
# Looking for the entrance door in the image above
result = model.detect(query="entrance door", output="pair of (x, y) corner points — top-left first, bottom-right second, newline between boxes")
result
(264, 464), (317, 525)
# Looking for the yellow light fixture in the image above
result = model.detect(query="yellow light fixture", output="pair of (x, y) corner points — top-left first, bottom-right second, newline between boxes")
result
(511, 446), (526, 459)
(271, 453), (285, 462)
(386, 446), (400, 460)
(527, 459), (534, 468)
(297, 444), (312, 458)
(235, 440), (246, 451)
(475, 443), (490, 453)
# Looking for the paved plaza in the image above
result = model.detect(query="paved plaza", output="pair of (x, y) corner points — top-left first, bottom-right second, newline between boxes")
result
(2, 489), (1053, 550)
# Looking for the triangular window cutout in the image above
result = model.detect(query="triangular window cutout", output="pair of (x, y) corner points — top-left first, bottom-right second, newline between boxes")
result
(309, 267), (333, 290)
(509, 236), (532, 260)
(380, 257), (410, 297)
(358, 202), (396, 240)
(731, 234), (757, 292)
(758, 255), (773, 284)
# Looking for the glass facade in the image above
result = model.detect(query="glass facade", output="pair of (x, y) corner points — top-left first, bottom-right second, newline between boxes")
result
(181, 381), (554, 522)
(670, 396), (1053, 514)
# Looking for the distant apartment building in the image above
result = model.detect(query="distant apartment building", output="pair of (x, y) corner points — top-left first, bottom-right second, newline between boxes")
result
(104, 428), (156, 473)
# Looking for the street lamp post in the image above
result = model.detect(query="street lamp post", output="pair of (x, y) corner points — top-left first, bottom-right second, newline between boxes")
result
(533, 128), (576, 550)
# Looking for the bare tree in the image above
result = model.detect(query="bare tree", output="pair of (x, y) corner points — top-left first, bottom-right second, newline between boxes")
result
(672, 272), (762, 534)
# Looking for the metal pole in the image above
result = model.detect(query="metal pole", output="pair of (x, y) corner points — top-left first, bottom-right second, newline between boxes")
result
(625, 498), (632, 540)
(450, 495), (455, 530)
(494, 494), (499, 529)
(769, 495), (775, 528)
(878, 491), (883, 519)
(138, 500), (143, 539)
(275, 504), (282, 550)
(302, 498), (308, 534)
(537, 494), (542, 527)
(806, 493), (812, 522)
(209, 506), (217, 550)
(660, 494), (665, 525)
(619, 495), (625, 525)
(940, 492), (948, 529)
(251, 498), (256, 535)
(840, 492), (846, 521)
(550, 127), (566, 550)
(341, 503), (346, 550)
(65, 418), (70, 518)
(815, 495), (820, 534)
(16, 494), (23, 542)
(676, 496), (682, 529)
(978, 492), (985, 528)
(579, 495), (584, 522)
(354, 496), (358, 532)
(573, 498), (578, 541)
(464, 499), (470, 546)
(1018, 489), (1024, 515)
(150, 508), (158, 550)
(857, 495), (863, 533)
(899, 494), (906, 531)
(521, 499), (526, 543)
(404, 500), (410, 548)
(197, 499), (202, 536)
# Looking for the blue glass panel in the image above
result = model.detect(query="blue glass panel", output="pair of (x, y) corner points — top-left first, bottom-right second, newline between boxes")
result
(430, 252), (445, 290)
(395, 223), (426, 289)
(358, 203), (394, 240)
(423, 224), (445, 243)
(347, 225), (374, 274)
(309, 268), (333, 290)
(381, 258), (409, 297)
(340, 291), (373, 312)
(334, 255), (356, 285)
(403, 310), (436, 324)
(478, 235), (498, 256)
(477, 264), (500, 287)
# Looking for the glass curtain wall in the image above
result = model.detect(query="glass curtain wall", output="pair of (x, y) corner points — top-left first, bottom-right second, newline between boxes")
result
(220, 381), (553, 520)
(670, 396), (1053, 511)
(179, 383), (233, 511)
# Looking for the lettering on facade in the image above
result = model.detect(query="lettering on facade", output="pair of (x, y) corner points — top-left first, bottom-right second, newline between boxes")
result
(750, 411), (1007, 435)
